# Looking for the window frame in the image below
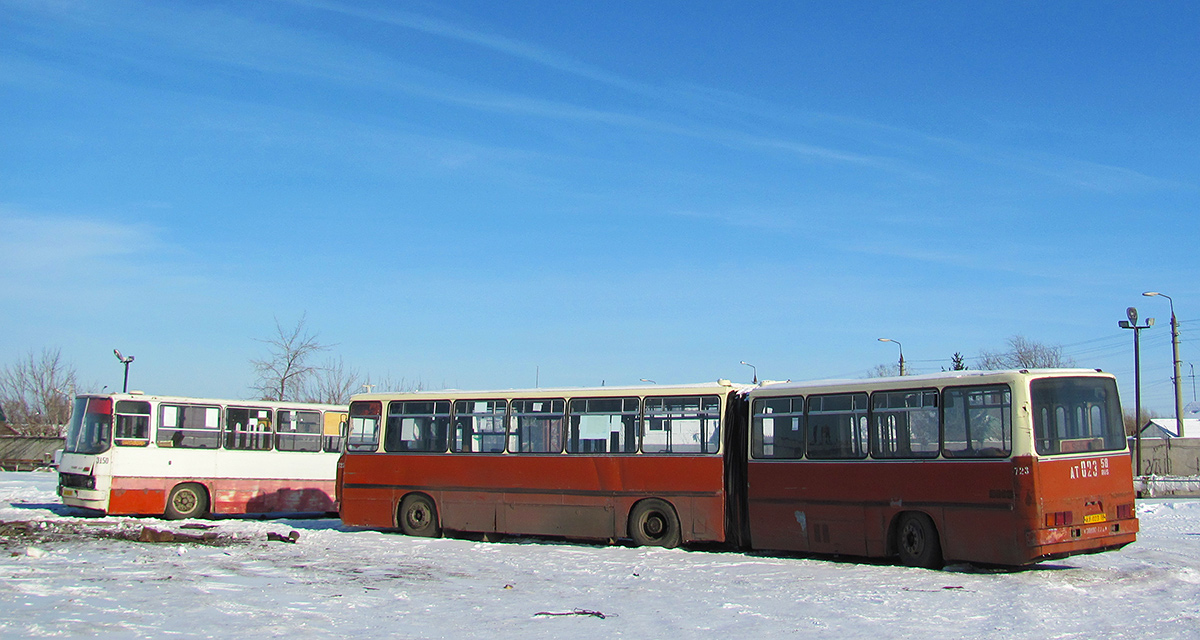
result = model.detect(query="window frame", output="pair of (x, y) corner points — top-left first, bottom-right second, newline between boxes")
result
(805, 392), (869, 460)
(224, 406), (274, 451)
(157, 403), (222, 450)
(346, 401), (383, 452)
(507, 398), (566, 454)
(384, 400), (452, 453)
(451, 399), (508, 453)
(567, 396), (640, 454)
(869, 388), (940, 459)
(113, 400), (151, 446)
(750, 395), (805, 459)
(641, 395), (722, 455)
(941, 384), (1012, 459)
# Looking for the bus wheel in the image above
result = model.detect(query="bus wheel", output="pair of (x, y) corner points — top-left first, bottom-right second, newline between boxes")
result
(165, 483), (209, 520)
(629, 499), (681, 548)
(896, 512), (943, 569)
(398, 494), (441, 538)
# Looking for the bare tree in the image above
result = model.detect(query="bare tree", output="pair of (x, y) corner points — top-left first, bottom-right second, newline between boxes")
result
(0, 348), (78, 436)
(361, 373), (430, 393)
(1123, 407), (1159, 436)
(251, 314), (329, 401)
(302, 356), (361, 405)
(977, 335), (1074, 370)
(866, 363), (900, 378)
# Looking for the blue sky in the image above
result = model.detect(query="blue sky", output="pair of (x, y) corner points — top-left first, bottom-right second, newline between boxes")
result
(2, 1), (1198, 413)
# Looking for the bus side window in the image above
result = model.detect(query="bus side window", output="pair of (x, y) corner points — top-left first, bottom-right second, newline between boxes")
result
(806, 393), (868, 459)
(642, 395), (721, 454)
(114, 400), (151, 445)
(567, 397), (638, 454)
(508, 399), (565, 453)
(942, 385), (1011, 458)
(277, 410), (323, 452)
(452, 400), (506, 453)
(870, 390), (938, 459)
(323, 412), (346, 452)
(225, 407), (272, 451)
(158, 405), (220, 449)
(751, 396), (804, 459)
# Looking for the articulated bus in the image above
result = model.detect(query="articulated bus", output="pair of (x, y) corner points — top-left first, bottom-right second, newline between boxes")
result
(336, 369), (1137, 567)
(58, 393), (347, 519)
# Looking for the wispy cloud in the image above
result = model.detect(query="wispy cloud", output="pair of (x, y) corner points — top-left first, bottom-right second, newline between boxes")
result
(0, 212), (158, 273)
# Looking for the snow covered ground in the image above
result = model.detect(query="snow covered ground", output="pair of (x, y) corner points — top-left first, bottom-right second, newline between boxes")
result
(2, 471), (1198, 639)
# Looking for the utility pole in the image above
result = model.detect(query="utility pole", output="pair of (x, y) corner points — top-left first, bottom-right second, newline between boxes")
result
(1144, 292), (1184, 437)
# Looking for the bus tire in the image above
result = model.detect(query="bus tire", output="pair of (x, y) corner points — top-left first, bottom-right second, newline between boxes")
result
(629, 498), (681, 548)
(895, 512), (943, 569)
(398, 494), (441, 538)
(165, 483), (209, 520)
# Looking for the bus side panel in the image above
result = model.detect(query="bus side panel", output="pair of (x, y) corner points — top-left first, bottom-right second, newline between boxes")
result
(109, 476), (171, 515)
(211, 478), (337, 514)
(748, 460), (1022, 564)
(339, 453), (727, 543)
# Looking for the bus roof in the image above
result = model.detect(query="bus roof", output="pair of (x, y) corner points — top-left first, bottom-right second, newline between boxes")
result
(72, 392), (346, 411)
(351, 380), (749, 402)
(751, 368), (1112, 395)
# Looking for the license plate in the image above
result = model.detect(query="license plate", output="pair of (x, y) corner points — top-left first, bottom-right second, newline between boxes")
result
(62, 488), (76, 497)
(1084, 513), (1107, 524)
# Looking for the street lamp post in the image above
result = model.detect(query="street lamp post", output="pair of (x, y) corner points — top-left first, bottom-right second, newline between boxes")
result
(1144, 291), (1185, 437)
(113, 349), (135, 393)
(877, 338), (905, 376)
(1120, 307), (1154, 476)
(740, 361), (758, 384)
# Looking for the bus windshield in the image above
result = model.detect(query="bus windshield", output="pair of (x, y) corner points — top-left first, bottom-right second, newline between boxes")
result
(1031, 377), (1126, 455)
(64, 397), (113, 455)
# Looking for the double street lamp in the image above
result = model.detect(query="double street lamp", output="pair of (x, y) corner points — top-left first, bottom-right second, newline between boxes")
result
(113, 349), (134, 393)
(1119, 308), (1154, 476)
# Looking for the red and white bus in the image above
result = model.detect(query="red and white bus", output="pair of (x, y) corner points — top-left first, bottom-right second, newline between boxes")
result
(336, 369), (1137, 567)
(58, 393), (347, 519)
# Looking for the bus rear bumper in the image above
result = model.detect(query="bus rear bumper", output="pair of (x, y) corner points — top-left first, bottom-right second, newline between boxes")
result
(1026, 518), (1139, 560)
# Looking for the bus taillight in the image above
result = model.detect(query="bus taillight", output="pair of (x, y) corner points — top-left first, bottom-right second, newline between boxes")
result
(1045, 511), (1073, 528)
(1117, 503), (1135, 520)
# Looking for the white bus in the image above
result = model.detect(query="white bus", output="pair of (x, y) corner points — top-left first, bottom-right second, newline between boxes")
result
(58, 393), (346, 519)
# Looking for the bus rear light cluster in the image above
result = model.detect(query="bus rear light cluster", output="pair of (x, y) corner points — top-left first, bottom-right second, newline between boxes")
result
(1045, 511), (1073, 528)
(1117, 503), (1135, 520)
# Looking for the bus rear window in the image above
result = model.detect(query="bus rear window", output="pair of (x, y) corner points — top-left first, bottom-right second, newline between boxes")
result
(1032, 377), (1126, 455)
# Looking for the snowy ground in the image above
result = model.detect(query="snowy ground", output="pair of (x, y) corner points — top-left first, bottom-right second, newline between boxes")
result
(2, 471), (1199, 639)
